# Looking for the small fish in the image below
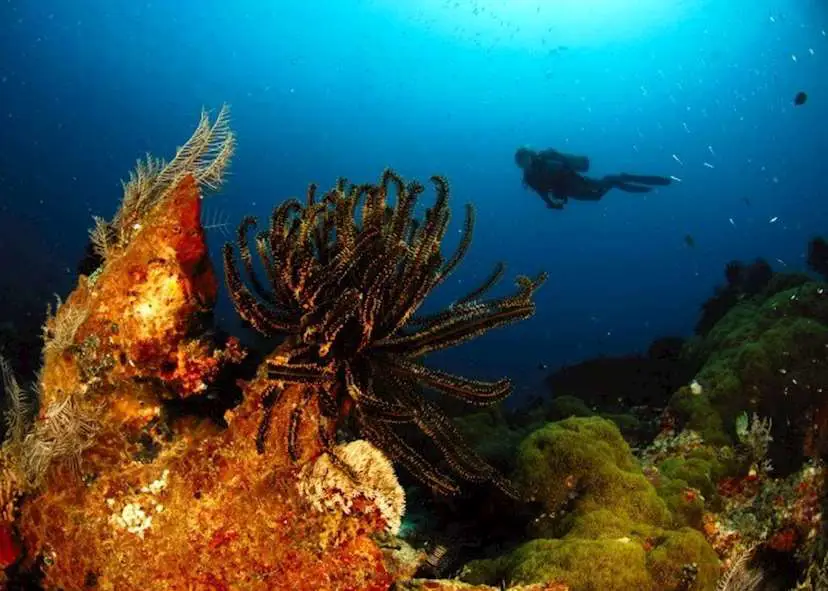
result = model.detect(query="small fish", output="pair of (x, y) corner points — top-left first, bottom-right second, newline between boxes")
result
(684, 234), (695, 248)
(538, 362), (548, 370)
(671, 154), (684, 165)
(729, 218), (736, 227)
(769, 216), (778, 224)
(794, 91), (808, 106)
(703, 162), (715, 169)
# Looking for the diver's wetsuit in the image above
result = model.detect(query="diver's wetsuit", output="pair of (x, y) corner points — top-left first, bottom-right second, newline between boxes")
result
(517, 147), (672, 209)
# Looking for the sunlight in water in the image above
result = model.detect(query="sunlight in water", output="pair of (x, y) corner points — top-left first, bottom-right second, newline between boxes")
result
(380, 0), (697, 48)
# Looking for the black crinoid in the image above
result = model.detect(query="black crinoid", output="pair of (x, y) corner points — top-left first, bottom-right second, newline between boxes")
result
(223, 169), (546, 496)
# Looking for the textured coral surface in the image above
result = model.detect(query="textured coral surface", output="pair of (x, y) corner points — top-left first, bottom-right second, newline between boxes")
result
(6, 111), (826, 591)
(20, 417), (394, 590)
(39, 175), (220, 407)
(13, 176), (395, 591)
(462, 418), (719, 591)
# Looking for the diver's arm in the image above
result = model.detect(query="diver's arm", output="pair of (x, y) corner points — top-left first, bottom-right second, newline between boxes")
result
(539, 191), (565, 209)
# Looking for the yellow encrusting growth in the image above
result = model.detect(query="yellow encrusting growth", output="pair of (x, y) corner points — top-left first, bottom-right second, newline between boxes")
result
(128, 264), (188, 340)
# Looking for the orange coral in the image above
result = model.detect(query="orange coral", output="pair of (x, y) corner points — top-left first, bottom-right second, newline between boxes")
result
(14, 174), (398, 589)
(38, 175), (218, 409)
(18, 380), (395, 590)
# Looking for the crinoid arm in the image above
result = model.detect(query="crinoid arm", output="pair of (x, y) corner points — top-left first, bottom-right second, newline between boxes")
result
(223, 168), (545, 497)
(0, 355), (34, 450)
(20, 394), (99, 487)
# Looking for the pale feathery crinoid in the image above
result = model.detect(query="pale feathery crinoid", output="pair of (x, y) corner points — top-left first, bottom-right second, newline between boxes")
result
(41, 294), (88, 358)
(88, 105), (235, 263)
(0, 453), (21, 524)
(716, 544), (764, 591)
(19, 394), (99, 488)
(224, 169), (546, 497)
(1, 355), (33, 452)
(1, 355), (30, 517)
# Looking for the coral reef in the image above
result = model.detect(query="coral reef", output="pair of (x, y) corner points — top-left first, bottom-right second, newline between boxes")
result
(652, 272), (828, 588)
(408, 272), (828, 588)
(1, 109), (395, 590)
(0, 107), (549, 590)
(398, 582), (568, 591)
(461, 418), (719, 591)
(670, 278), (828, 471)
(694, 259), (774, 337)
(87, 105), (234, 266)
(2, 104), (826, 591)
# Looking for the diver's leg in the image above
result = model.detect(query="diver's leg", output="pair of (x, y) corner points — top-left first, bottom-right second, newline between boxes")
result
(569, 178), (615, 200)
(601, 175), (653, 193)
(565, 177), (609, 201)
(614, 182), (653, 193)
(617, 173), (672, 186)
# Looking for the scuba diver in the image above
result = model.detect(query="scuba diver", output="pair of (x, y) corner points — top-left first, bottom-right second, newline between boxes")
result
(514, 146), (672, 210)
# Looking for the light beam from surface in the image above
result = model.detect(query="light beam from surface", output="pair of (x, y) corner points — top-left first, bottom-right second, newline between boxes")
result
(375, 0), (700, 48)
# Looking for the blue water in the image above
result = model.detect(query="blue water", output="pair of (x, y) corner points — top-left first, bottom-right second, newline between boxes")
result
(1, 0), (825, 401)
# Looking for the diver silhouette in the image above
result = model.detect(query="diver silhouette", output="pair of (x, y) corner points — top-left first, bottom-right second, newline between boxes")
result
(514, 146), (672, 210)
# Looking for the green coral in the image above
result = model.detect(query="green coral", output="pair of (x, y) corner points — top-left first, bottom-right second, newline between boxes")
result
(655, 477), (705, 530)
(669, 281), (828, 453)
(657, 456), (718, 501)
(511, 538), (652, 590)
(547, 395), (644, 440)
(462, 418), (719, 590)
(515, 417), (671, 530)
(647, 529), (718, 590)
(453, 397), (643, 475)
(651, 445), (735, 528)
(464, 529), (718, 591)
(453, 406), (536, 469)
(547, 395), (593, 419)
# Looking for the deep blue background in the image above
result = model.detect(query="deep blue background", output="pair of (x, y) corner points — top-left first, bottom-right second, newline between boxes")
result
(1, 0), (825, 401)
